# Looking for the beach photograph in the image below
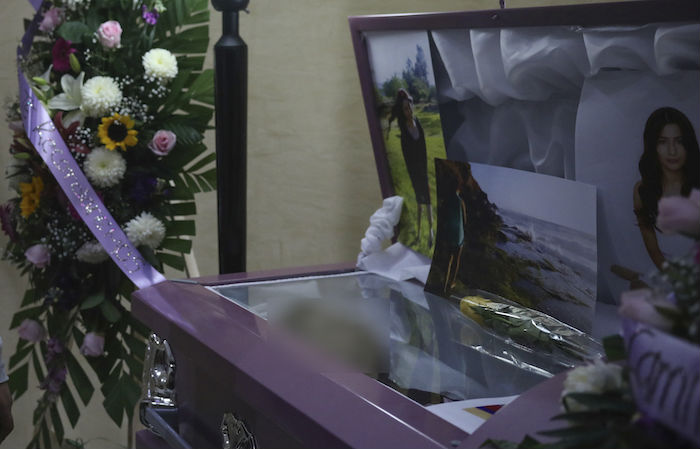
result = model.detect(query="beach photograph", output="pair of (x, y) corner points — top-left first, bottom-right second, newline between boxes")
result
(426, 160), (598, 332)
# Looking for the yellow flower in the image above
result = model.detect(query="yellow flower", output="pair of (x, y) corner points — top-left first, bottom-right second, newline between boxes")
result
(19, 176), (44, 218)
(97, 113), (138, 151)
(459, 296), (490, 326)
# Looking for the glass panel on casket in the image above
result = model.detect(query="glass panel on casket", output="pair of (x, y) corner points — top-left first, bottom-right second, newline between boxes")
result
(209, 272), (592, 405)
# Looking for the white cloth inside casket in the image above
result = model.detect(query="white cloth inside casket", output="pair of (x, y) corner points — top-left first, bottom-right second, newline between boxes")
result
(430, 23), (699, 303)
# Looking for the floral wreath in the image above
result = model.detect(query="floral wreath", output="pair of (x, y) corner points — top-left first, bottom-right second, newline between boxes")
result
(2, 0), (215, 447)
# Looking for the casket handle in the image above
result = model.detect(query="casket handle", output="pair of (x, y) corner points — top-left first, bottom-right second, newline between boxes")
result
(221, 412), (257, 449)
(140, 332), (181, 446)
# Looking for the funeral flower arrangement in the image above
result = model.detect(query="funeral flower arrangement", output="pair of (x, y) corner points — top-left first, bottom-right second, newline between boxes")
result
(2, 0), (215, 446)
(485, 190), (700, 449)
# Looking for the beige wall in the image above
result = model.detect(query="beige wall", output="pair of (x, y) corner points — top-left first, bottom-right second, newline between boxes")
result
(0, 0), (605, 446)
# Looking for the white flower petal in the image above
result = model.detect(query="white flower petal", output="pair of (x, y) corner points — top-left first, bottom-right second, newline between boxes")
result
(76, 241), (109, 263)
(62, 72), (84, 102)
(125, 212), (166, 249)
(48, 93), (79, 111)
(39, 64), (53, 83)
(142, 48), (178, 81)
(84, 147), (126, 188)
(81, 76), (122, 117)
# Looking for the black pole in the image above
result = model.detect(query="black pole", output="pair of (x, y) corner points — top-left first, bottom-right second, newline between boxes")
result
(211, 0), (248, 274)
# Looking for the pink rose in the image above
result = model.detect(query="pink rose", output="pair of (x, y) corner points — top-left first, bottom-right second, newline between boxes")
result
(97, 20), (122, 49)
(18, 319), (46, 342)
(25, 244), (51, 268)
(148, 130), (177, 156)
(39, 7), (64, 33)
(619, 289), (677, 331)
(657, 189), (700, 237)
(80, 332), (105, 357)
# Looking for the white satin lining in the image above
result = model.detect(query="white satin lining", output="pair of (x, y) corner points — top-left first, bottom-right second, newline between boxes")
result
(433, 23), (700, 105)
(431, 23), (699, 179)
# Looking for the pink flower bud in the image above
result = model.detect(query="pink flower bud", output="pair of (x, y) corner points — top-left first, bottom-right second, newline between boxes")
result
(18, 319), (46, 342)
(657, 189), (700, 237)
(39, 7), (64, 33)
(80, 332), (105, 357)
(148, 130), (177, 156)
(97, 20), (122, 49)
(25, 244), (51, 268)
(619, 289), (677, 331)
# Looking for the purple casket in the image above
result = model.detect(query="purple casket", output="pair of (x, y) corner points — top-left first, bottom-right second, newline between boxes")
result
(132, 1), (699, 448)
(132, 267), (559, 449)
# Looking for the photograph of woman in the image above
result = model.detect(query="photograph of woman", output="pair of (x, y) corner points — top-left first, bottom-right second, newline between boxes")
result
(364, 30), (447, 257)
(388, 88), (434, 247)
(634, 107), (700, 269)
(440, 164), (468, 294)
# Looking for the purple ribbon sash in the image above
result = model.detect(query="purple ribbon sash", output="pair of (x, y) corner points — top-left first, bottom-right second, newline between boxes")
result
(18, 1), (166, 289)
(623, 318), (700, 445)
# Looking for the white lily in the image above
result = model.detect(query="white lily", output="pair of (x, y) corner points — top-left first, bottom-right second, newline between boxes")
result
(35, 64), (53, 92)
(47, 72), (86, 125)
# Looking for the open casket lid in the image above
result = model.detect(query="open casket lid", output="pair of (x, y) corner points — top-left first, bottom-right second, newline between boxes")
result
(350, 0), (700, 196)
(349, 0), (699, 309)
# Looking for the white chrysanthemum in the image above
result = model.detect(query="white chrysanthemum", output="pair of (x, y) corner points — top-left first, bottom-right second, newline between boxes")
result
(125, 212), (166, 249)
(142, 49), (178, 81)
(75, 241), (109, 264)
(561, 360), (624, 412)
(81, 76), (122, 117)
(84, 147), (126, 188)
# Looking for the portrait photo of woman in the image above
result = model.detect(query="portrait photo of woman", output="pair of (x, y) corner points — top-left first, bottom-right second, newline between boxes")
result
(634, 107), (700, 269)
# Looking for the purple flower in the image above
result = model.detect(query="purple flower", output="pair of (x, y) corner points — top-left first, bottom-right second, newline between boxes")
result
(39, 6), (64, 33)
(52, 38), (76, 73)
(53, 273), (80, 310)
(0, 203), (17, 242)
(46, 337), (65, 364)
(80, 332), (105, 357)
(129, 175), (157, 204)
(25, 243), (51, 268)
(18, 319), (46, 342)
(619, 289), (678, 331)
(142, 5), (159, 25)
(40, 366), (67, 394)
(47, 338), (64, 354)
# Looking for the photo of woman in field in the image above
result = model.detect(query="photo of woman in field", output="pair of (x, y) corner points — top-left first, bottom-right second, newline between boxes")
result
(387, 89), (434, 247)
(365, 30), (447, 257)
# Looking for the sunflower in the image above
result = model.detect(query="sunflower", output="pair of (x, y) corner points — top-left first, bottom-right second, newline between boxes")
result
(97, 113), (138, 151)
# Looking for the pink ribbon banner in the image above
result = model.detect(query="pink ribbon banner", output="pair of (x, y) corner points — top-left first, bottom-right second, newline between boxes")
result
(17, 1), (166, 289)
